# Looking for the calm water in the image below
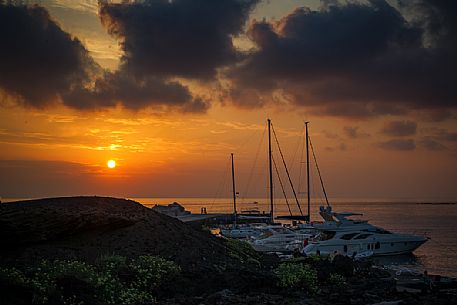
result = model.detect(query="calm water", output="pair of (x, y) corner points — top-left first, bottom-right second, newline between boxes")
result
(137, 197), (457, 277)
(3, 197), (457, 277)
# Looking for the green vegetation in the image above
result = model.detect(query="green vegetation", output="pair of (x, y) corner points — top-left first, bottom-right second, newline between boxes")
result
(308, 253), (325, 262)
(328, 273), (346, 288)
(0, 255), (180, 305)
(225, 238), (261, 267)
(275, 262), (318, 293)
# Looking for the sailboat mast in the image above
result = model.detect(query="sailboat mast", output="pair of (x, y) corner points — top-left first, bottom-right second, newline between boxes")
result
(231, 153), (237, 224)
(268, 119), (274, 223)
(305, 121), (310, 222)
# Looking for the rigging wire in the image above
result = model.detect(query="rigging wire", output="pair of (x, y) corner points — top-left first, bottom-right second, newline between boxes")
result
(272, 155), (293, 216)
(240, 124), (266, 204)
(210, 155), (232, 212)
(310, 159), (319, 212)
(297, 127), (306, 198)
(309, 136), (330, 207)
(271, 123), (304, 216)
(289, 126), (305, 177)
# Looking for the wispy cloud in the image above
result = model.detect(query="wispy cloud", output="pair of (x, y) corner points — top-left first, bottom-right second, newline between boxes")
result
(377, 139), (416, 151)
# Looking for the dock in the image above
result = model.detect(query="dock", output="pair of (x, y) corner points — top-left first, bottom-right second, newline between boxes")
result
(177, 213), (226, 222)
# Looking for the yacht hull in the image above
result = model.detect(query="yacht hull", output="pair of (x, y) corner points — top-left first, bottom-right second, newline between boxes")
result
(303, 237), (427, 257)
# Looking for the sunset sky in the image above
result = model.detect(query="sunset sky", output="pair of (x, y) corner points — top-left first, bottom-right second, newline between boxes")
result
(0, 0), (456, 201)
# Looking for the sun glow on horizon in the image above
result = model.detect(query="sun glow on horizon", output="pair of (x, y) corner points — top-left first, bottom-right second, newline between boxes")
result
(107, 159), (116, 169)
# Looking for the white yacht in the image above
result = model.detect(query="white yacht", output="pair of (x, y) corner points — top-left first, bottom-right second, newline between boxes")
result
(302, 206), (428, 257)
(248, 226), (313, 252)
(220, 223), (281, 239)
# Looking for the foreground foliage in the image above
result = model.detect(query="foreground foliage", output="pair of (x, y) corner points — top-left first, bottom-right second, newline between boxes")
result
(225, 238), (261, 267)
(0, 255), (180, 305)
(275, 262), (318, 293)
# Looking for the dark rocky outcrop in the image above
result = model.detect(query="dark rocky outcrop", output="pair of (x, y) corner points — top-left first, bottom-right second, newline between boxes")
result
(0, 197), (261, 278)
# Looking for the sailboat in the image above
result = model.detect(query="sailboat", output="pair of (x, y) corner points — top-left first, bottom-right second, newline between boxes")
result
(220, 119), (301, 239)
(221, 120), (316, 252)
(219, 153), (273, 239)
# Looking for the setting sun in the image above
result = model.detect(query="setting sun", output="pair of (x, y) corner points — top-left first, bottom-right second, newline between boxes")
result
(107, 160), (116, 169)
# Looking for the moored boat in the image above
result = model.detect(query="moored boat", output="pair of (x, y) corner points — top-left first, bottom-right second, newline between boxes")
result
(302, 206), (428, 257)
(248, 226), (313, 252)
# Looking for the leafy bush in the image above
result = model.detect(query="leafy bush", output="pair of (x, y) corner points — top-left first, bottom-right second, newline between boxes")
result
(97, 255), (181, 305)
(328, 273), (346, 288)
(275, 262), (318, 293)
(15, 260), (97, 304)
(0, 255), (181, 305)
(308, 253), (325, 262)
(129, 255), (181, 290)
(226, 238), (260, 266)
(0, 266), (27, 285)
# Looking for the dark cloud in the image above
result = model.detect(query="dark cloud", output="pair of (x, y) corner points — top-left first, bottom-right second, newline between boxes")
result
(0, 3), (207, 112)
(343, 126), (369, 139)
(229, 0), (457, 117)
(430, 128), (457, 142)
(99, 0), (258, 79)
(381, 120), (417, 136)
(442, 131), (457, 142)
(419, 138), (448, 151)
(324, 142), (348, 152)
(419, 108), (455, 122)
(399, 0), (457, 49)
(0, 4), (96, 107)
(322, 130), (339, 139)
(63, 71), (208, 112)
(377, 139), (416, 151)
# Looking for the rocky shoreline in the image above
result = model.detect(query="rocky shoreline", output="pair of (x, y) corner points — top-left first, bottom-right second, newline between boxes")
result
(0, 197), (455, 305)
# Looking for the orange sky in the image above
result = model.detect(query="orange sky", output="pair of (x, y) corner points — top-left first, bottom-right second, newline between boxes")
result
(0, 0), (456, 200)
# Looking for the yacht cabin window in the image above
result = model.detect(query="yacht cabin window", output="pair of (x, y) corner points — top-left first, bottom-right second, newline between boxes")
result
(340, 233), (359, 240)
(318, 231), (336, 241)
(257, 231), (274, 239)
(354, 234), (372, 240)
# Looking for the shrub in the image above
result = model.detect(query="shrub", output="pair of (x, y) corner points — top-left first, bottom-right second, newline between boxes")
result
(328, 273), (346, 288)
(0, 267), (27, 285)
(0, 255), (181, 305)
(96, 255), (128, 273)
(308, 253), (325, 262)
(27, 260), (98, 304)
(226, 238), (260, 266)
(129, 255), (181, 290)
(275, 262), (318, 293)
(96, 255), (180, 305)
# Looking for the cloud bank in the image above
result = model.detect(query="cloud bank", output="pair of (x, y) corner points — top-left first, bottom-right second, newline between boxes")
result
(0, 4), (96, 107)
(1, 0), (456, 118)
(381, 120), (417, 137)
(0, 2), (222, 112)
(99, 0), (258, 79)
(229, 0), (457, 118)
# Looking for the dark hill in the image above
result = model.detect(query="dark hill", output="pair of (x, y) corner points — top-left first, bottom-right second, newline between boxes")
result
(0, 197), (263, 278)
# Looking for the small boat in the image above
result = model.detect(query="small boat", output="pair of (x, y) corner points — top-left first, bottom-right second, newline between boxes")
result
(248, 226), (313, 252)
(220, 223), (281, 239)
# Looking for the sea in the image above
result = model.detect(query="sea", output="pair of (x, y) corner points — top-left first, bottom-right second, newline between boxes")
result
(2, 197), (457, 277)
